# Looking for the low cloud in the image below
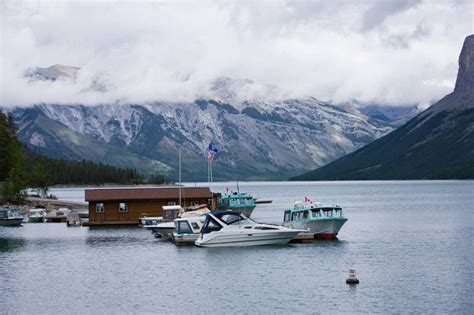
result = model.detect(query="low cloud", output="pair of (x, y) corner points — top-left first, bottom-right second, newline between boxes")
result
(0, 0), (472, 107)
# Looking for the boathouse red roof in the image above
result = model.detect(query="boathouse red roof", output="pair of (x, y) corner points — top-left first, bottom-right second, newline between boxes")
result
(85, 186), (213, 201)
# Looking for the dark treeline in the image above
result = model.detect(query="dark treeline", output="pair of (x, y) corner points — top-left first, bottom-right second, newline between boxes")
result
(28, 153), (148, 185)
(1, 110), (166, 203)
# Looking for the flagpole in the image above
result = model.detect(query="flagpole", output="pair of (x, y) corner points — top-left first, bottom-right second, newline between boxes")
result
(179, 147), (182, 207)
(210, 156), (213, 183)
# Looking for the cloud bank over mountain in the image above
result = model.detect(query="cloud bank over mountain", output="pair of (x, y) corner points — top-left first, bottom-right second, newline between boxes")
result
(1, 0), (472, 107)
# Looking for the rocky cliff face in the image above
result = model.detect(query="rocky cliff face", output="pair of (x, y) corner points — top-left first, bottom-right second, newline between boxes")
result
(12, 95), (396, 180)
(455, 34), (474, 93)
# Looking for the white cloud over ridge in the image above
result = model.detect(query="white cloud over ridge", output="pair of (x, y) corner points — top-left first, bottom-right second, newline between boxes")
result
(0, 0), (472, 107)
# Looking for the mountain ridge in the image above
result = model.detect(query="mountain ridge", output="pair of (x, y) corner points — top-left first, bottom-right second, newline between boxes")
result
(10, 96), (400, 180)
(291, 34), (474, 181)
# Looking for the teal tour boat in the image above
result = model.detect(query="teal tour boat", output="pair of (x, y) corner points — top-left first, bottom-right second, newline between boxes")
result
(282, 200), (348, 240)
(217, 191), (256, 218)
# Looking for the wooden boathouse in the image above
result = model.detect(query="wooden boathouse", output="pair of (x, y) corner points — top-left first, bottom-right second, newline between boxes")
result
(85, 186), (217, 226)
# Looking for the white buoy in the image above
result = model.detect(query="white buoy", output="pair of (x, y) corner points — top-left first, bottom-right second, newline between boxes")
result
(346, 268), (359, 284)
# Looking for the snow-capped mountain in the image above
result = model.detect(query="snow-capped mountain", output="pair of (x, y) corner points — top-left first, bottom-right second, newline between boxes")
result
(12, 94), (396, 180)
(25, 64), (80, 81)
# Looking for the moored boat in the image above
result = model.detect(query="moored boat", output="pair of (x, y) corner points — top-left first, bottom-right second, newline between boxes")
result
(172, 216), (205, 245)
(28, 208), (45, 223)
(153, 204), (210, 239)
(152, 205), (183, 238)
(44, 208), (70, 223)
(195, 210), (304, 247)
(139, 216), (163, 229)
(282, 200), (348, 240)
(217, 192), (256, 217)
(0, 208), (24, 226)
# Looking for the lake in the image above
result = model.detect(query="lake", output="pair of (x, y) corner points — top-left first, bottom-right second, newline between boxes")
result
(1, 181), (473, 313)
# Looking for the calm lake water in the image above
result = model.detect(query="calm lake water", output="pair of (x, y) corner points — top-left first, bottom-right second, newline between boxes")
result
(1, 181), (473, 314)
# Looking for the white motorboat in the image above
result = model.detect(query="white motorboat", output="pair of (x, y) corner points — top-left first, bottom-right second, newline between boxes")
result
(139, 216), (163, 229)
(172, 216), (206, 245)
(152, 205), (183, 239)
(28, 208), (45, 223)
(153, 204), (210, 239)
(0, 208), (24, 226)
(195, 210), (304, 247)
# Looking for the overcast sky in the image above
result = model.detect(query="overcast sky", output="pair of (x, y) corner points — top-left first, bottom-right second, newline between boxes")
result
(1, 0), (472, 107)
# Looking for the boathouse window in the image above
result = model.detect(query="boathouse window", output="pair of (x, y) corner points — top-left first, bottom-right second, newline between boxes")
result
(96, 203), (105, 213)
(190, 201), (200, 206)
(118, 202), (128, 212)
(167, 201), (177, 206)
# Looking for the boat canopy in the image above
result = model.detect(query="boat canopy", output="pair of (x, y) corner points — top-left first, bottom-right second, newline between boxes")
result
(162, 205), (183, 211)
(200, 210), (249, 234)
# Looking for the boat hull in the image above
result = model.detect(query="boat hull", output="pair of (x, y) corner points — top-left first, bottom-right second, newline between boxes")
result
(284, 218), (348, 240)
(152, 224), (175, 239)
(0, 218), (24, 226)
(173, 233), (199, 245)
(195, 230), (300, 247)
(28, 216), (44, 223)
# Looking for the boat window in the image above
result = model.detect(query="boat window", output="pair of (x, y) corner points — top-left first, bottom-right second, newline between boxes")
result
(312, 209), (320, 218)
(191, 222), (200, 230)
(302, 211), (309, 219)
(163, 209), (179, 222)
(177, 221), (192, 234)
(0, 211), (6, 219)
(220, 214), (242, 225)
(230, 199), (237, 205)
(254, 226), (279, 230)
(323, 209), (332, 217)
(335, 209), (341, 217)
(201, 216), (223, 234)
(291, 212), (298, 221)
(283, 211), (290, 222)
(96, 203), (105, 213)
(239, 199), (246, 205)
(118, 202), (128, 212)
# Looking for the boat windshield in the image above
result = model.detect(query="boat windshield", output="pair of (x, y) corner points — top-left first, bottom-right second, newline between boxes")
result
(219, 213), (250, 225)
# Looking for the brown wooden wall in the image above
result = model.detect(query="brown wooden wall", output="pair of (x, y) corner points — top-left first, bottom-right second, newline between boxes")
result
(89, 197), (216, 225)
